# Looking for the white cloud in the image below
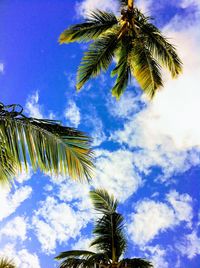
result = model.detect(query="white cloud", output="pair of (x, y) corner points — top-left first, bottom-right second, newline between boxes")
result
(0, 244), (41, 268)
(76, 0), (119, 18)
(72, 236), (94, 251)
(0, 216), (27, 242)
(166, 190), (193, 227)
(0, 63), (4, 73)
(84, 113), (106, 147)
(32, 196), (92, 254)
(92, 149), (143, 202)
(0, 186), (32, 222)
(176, 230), (200, 259)
(64, 100), (81, 128)
(15, 163), (33, 184)
(143, 245), (169, 268)
(25, 91), (44, 118)
(128, 191), (193, 245)
(107, 91), (143, 119)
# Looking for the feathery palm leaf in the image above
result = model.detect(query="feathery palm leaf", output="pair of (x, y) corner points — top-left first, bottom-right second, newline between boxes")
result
(130, 41), (163, 98)
(90, 189), (118, 214)
(55, 189), (153, 268)
(0, 102), (94, 184)
(111, 39), (131, 99)
(119, 258), (153, 268)
(60, 1), (182, 99)
(60, 10), (118, 44)
(77, 30), (119, 90)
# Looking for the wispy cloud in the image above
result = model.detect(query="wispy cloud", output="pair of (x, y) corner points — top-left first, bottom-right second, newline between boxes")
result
(64, 100), (81, 128)
(0, 186), (32, 222)
(0, 63), (4, 74)
(25, 91), (44, 118)
(76, 0), (119, 18)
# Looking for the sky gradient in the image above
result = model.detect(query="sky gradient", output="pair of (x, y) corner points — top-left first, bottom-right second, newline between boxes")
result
(0, 0), (200, 267)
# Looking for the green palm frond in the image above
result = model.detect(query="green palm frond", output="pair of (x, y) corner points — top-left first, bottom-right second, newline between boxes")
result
(0, 103), (94, 183)
(55, 189), (153, 268)
(0, 257), (16, 268)
(111, 40), (132, 99)
(119, 258), (153, 268)
(58, 258), (87, 268)
(0, 143), (17, 185)
(55, 250), (95, 260)
(130, 41), (163, 98)
(91, 212), (126, 261)
(77, 30), (119, 90)
(59, 10), (118, 44)
(140, 23), (182, 78)
(90, 189), (118, 214)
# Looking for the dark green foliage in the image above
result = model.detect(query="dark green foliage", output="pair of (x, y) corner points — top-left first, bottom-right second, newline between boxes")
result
(60, 2), (182, 99)
(55, 189), (153, 268)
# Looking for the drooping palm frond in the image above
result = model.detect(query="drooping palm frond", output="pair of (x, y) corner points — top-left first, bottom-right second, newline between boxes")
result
(119, 258), (153, 268)
(0, 102), (94, 183)
(111, 39), (132, 99)
(77, 30), (119, 90)
(140, 22), (182, 78)
(91, 212), (127, 262)
(60, 1), (182, 100)
(59, 10), (118, 44)
(90, 189), (118, 214)
(130, 41), (163, 98)
(0, 257), (16, 268)
(55, 250), (95, 260)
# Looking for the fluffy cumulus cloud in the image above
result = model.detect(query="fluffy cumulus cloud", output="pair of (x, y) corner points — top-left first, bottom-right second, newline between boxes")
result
(92, 149), (143, 202)
(128, 191), (193, 245)
(32, 195), (93, 254)
(76, 0), (119, 18)
(0, 186), (32, 222)
(0, 244), (41, 268)
(0, 216), (27, 242)
(64, 100), (81, 127)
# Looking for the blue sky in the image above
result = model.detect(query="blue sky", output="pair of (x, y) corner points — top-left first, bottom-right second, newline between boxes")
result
(0, 0), (200, 267)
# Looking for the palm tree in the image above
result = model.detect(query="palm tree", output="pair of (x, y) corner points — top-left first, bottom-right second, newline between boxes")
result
(60, 0), (182, 99)
(0, 257), (16, 268)
(55, 189), (153, 268)
(0, 102), (93, 185)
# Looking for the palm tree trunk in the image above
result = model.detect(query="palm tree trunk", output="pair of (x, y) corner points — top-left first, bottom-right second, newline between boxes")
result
(128, 0), (134, 10)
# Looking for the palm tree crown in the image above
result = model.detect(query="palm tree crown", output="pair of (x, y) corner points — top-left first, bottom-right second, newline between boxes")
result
(60, 0), (182, 99)
(55, 189), (153, 268)
(0, 257), (16, 268)
(0, 102), (93, 185)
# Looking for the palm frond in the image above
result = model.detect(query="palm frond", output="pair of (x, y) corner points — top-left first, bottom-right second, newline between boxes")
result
(0, 141), (17, 185)
(55, 250), (95, 260)
(119, 258), (153, 268)
(139, 22), (182, 78)
(111, 40), (132, 99)
(59, 10), (118, 44)
(129, 41), (163, 98)
(0, 103), (94, 183)
(76, 30), (119, 90)
(0, 257), (16, 268)
(90, 189), (118, 214)
(91, 212), (126, 261)
(57, 258), (87, 268)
